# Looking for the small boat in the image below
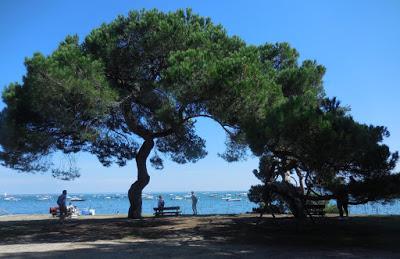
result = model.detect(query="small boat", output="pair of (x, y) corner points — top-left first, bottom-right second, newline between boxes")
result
(221, 197), (230, 200)
(171, 196), (183, 200)
(4, 197), (20, 201)
(142, 194), (154, 200)
(184, 195), (191, 199)
(70, 197), (85, 201)
(227, 198), (241, 202)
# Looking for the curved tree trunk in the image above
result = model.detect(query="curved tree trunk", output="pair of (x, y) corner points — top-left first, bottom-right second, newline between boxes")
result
(128, 139), (154, 219)
(269, 182), (307, 219)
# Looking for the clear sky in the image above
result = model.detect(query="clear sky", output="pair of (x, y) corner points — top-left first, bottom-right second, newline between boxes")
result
(0, 0), (399, 194)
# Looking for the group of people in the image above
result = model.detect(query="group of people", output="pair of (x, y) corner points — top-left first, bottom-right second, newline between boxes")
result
(56, 190), (200, 218)
(55, 190), (80, 220)
(58, 188), (351, 218)
(157, 191), (198, 215)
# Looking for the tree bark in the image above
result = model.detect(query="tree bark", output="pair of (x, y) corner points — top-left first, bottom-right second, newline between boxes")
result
(128, 138), (154, 219)
(268, 182), (307, 219)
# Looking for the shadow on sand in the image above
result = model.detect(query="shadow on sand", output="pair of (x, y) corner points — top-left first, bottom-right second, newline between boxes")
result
(1, 215), (400, 258)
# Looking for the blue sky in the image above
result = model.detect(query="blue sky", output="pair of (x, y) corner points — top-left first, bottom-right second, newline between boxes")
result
(0, 0), (399, 194)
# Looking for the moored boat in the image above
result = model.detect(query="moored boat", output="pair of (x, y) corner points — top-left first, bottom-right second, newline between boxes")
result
(70, 197), (85, 201)
(227, 198), (241, 202)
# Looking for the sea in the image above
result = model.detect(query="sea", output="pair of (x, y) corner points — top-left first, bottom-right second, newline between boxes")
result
(1, 191), (400, 216)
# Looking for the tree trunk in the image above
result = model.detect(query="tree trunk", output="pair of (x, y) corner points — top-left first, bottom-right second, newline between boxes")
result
(269, 182), (307, 219)
(285, 195), (307, 219)
(128, 139), (154, 219)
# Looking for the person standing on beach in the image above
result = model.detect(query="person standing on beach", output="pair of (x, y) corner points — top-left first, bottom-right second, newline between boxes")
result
(57, 190), (67, 221)
(191, 191), (198, 215)
(335, 178), (349, 218)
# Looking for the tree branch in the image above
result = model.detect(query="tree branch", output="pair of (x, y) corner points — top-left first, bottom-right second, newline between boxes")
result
(182, 114), (238, 137)
(121, 102), (153, 139)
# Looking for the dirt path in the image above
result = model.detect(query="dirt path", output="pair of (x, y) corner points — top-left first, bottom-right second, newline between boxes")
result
(1, 214), (399, 258)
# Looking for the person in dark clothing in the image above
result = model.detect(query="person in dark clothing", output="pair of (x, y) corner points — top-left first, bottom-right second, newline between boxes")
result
(57, 190), (67, 221)
(157, 195), (165, 209)
(335, 178), (349, 218)
(336, 191), (349, 217)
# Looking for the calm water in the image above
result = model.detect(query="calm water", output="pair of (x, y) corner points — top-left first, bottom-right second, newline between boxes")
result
(0, 191), (254, 215)
(1, 191), (399, 216)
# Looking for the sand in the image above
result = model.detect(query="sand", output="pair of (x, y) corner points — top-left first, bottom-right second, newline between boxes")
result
(1, 214), (399, 258)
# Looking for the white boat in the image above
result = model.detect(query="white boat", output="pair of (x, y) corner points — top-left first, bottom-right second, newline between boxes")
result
(184, 195), (191, 199)
(227, 198), (241, 202)
(4, 197), (20, 201)
(221, 197), (230, 200)
(142, 194), (154, 200)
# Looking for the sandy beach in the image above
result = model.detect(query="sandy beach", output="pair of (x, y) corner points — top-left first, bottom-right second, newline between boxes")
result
(1, 214), (400, 258)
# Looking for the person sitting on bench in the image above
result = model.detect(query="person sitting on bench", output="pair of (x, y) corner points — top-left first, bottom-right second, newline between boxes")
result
(158, 195), (165, 210)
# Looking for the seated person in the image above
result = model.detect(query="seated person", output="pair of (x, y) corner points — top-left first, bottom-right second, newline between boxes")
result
(158, 195), (165, 209)
(67, 202), (79, 216)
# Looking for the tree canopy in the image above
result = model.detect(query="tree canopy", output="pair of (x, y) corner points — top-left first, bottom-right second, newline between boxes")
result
(0, 9), (284, 175)
(0, 9), (295, 217)
(247, 96), (400, 218)
(1, 8), (399, 218)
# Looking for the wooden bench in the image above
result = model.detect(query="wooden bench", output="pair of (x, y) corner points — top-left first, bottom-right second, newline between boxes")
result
(305, 204), (326, 216)
(153, 206), (181, 216)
